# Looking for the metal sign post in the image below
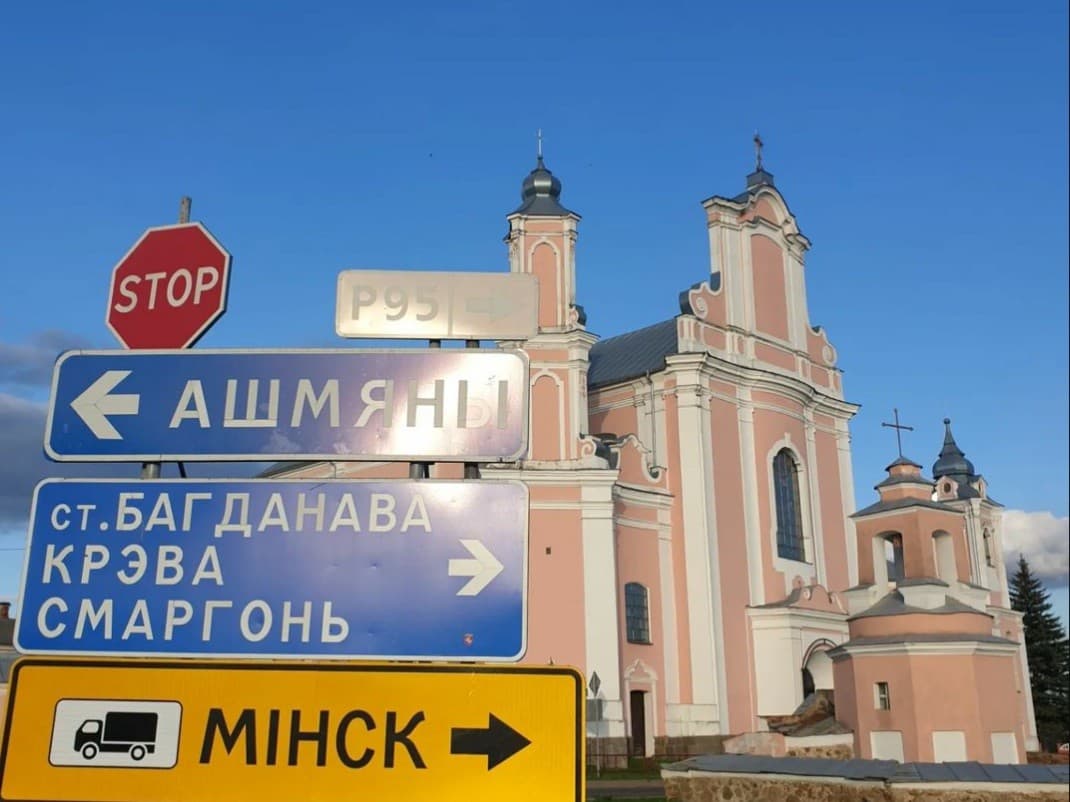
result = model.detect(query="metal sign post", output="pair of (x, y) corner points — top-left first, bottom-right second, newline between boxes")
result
(589, 671), (602, 778)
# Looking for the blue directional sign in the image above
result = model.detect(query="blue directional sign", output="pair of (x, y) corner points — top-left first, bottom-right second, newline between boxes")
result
(44, 349), (528, 462)
(15, 479), (528, 660)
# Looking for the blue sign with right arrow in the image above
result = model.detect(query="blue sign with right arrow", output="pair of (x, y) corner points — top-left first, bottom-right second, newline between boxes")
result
(44, 349), (528, 462)
(16, 478), (528, 661)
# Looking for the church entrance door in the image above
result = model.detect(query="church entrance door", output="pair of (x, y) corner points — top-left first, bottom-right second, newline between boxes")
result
(629, 690), (646, 756)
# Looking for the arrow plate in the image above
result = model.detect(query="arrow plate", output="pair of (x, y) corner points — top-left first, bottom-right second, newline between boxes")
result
(15, 479), (528, 661)
(0, 659), (585, 802)
(336, 270), (538, 340)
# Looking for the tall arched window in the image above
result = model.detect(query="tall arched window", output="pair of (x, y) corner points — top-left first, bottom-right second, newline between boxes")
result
(884, 534), (905, 582)
(773, 449), (806, 561)
(933, 531), (956, 584)
(624, 582), (651, 644)
(982, 529), (994, 567)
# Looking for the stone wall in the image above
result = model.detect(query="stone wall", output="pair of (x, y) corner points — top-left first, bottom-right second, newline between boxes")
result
(664, 775), (1070, 802)
(586, 736), (630, 769)
(785, 744), (854, 760)
(655, 735), (731, 759)
(586, 734), (731, 768)
(723, 731), (855, 759)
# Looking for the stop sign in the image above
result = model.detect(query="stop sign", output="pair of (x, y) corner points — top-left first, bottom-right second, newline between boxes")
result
(106, 223), (232, 349)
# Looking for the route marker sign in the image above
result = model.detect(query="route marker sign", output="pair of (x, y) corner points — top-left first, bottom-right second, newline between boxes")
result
(0, 659), (585, 802)
(336, 270), (538, 341)
(106, 223), (232, 349)
(44, 349), (528, 462)
(15, 479), (527, 660)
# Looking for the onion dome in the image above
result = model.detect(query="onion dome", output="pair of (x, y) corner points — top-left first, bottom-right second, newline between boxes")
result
(513, 156), (574, 216)
(932, 418), (976, 483)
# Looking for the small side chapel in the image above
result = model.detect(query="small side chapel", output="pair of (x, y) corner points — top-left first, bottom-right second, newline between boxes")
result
(271, 140), (1038, 763)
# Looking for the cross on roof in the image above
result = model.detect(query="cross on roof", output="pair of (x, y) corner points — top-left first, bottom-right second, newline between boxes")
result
(536, 128), (543, 160)
(754, 131), (764, 171)
(881, 408), (914, 458)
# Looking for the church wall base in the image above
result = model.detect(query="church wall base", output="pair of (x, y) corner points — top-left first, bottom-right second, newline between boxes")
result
(585, 736), (630, 770)
(663, 774), (1069, 802)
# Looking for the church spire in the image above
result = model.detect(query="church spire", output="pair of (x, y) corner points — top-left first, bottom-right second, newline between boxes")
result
(512, 131), (573, 217)
(746, 130), (776, 189)
(932, 418), (976, 483)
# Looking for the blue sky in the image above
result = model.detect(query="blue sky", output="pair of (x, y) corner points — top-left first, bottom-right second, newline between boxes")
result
(1, 1), (1067, 619)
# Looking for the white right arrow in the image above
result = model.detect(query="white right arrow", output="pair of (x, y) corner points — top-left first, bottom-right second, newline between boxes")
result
(70, 370), (140, 440)
(448, 539), (505, 597)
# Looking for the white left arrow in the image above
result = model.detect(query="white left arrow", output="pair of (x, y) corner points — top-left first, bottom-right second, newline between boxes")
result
(448, 539), (505, 597)
(70, 370), (140, 440)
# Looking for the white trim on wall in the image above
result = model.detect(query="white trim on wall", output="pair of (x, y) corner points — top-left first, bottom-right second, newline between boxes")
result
(657, 510), (680, 709)
(763, 434), (818, 592)
(530, 370), (566, 460)
(623, 659), (659, 757)
(835, 418), (859, 586)
(737, 392), (766, 606)
(581, 480), (625, 738)
(674, 374), (721, 730)
(803, 412), (827, 588)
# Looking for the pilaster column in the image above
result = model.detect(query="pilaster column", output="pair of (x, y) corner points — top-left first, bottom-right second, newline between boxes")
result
(582, 479), (624, 737)
(674, 370), (724, 732)
(737, 390), (766, 606)
(803, 411), (826, 587)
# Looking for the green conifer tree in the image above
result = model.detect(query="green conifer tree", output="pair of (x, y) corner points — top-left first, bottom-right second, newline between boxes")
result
(1009, 555), (1070, 751)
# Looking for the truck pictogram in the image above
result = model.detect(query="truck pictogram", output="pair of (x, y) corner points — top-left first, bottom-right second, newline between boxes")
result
(74, 711), (158, 761)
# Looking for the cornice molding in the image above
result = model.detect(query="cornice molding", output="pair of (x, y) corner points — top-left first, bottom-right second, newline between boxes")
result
(664, 352), (858, 418)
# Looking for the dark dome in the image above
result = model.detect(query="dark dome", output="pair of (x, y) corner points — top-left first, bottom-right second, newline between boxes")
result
(932, 418), (976, 481)
(512, 156), (573, 216)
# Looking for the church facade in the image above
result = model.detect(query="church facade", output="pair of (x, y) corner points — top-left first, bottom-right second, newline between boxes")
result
(271, 152), (1038, 763)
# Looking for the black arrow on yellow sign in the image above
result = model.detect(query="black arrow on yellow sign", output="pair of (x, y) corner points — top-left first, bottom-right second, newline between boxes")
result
(449, 713), (531, 769)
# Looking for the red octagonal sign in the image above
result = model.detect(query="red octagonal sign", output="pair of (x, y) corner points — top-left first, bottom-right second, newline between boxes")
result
(106, 223), (232, 349)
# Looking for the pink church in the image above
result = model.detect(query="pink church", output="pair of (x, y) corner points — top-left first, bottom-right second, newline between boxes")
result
(273, 152), (1038, 764)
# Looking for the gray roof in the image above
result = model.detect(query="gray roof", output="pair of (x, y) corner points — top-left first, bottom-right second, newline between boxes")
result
(662, 754), (1069, 785)
(875, 473), (933, 490)
(892, 762), (1070, 784)
(713, 167), (778, 203)
(850, 495), (955, 518)
(849, 591), (990, 621)
(885, 455), (923, 471)
(588, 319), (679, 389)
(750, 585), (840, 610)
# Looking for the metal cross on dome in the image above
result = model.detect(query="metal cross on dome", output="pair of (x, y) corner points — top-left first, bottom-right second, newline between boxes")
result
(754, 130), (764, 171)
(881, 408), (914, 458)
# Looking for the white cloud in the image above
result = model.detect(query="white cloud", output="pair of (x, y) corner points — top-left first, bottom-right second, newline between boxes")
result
(1002, 509), (1070, 586)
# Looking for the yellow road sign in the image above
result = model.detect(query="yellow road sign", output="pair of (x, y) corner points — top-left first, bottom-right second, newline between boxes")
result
(0, 658), (584, 802)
